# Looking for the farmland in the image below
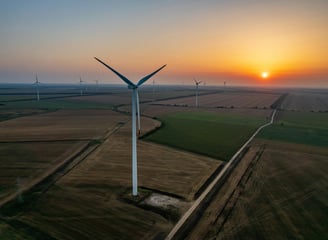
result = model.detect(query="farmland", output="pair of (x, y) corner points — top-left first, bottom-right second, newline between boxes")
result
(186, 139), (328, 240)
(0, 109), (130, 207)
(258, 111), (328, 147)
(0, 114), (221, 239)
(185, 98), (328, 239)
(154, 91), (281, 109)
(1, 85), (328, 239)
(0, 109), (128, 141)
(280, 92), (328, 112)
(2, 98), (113, 110)
(0, 85), (226, 239)
(145, 111), (267, 160)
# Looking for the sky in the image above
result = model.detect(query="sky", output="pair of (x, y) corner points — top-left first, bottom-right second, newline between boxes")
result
(0, 0), (327, 87)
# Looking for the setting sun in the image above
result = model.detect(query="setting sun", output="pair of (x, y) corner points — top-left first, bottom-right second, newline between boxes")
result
(261, 72), (269, 79)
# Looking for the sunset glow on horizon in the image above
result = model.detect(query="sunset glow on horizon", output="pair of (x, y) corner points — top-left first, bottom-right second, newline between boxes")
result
(1, 1), (327, 87)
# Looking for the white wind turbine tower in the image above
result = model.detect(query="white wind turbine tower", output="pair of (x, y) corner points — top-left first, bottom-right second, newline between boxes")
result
(94, 80), (99, 92)
(94, 57), (166, 196)
(194, 78), (202, 108)
(79, 77), (84, 96)
(34, 73), (40, 101)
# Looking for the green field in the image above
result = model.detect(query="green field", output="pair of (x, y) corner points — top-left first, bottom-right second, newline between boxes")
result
(258, 111), (328, 147)
(146, 112), (267, 161)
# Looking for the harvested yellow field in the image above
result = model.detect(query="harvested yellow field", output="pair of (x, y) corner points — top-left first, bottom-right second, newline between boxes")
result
(5, 117), (222, 239)
(61, 117), (221, 200)
(0, 109), (129, 141)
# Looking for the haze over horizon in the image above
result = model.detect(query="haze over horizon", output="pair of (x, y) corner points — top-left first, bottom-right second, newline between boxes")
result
(1, 0), (327, 88)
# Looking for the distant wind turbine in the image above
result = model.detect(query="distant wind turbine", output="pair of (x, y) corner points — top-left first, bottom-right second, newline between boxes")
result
(94, 80), (99, 92)
(79, 77), (84, 96)
(194, 78), (202, 108)
(33, 73), (40, 101)
(94, 57), (166, 196)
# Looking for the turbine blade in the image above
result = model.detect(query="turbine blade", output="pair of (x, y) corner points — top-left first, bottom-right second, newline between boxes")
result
(137, 64), (166, 87)
(94, 57), (135, 87)
(136, 89), (141, 134)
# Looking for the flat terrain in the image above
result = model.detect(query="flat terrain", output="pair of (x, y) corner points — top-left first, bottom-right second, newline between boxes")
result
(186, 140), (328, 240)
(258, 111), (328, 147)
(154, 91), (281, 109)
(61, 118), (221, 201)
(217, 140), (328, 240)
(0, 85), (226, 239)
(281, 92), (328, 112)
(1, 85), (327, 239)
(0, 109), (48, 122)
(0, 109), (129, 206)
(0, 109), (127, 141)
(0, 117), (221, 239)
(0, 141), (86, 200)
(146, 111), (268, 160)
(186, 103), (328, 239)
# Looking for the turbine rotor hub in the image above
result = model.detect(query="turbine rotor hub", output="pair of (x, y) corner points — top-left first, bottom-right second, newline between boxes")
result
(128, 85), (138, 89)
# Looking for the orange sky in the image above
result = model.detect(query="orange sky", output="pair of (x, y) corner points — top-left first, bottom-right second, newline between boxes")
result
(1, 1), (327, 87)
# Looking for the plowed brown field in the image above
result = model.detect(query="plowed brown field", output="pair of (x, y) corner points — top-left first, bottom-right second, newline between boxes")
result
(154, 92), (281, 108)
(0, 109), (129, 204)
(187, 140), (328, 240)
(281, 92), (328, 112)
(0, 109), (128, 141)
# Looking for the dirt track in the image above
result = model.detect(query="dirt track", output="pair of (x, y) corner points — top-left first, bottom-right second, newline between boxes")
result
(185, 145), (264, 239)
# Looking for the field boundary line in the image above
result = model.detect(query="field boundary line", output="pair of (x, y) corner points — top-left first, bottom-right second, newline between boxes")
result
(0, 139), (94, 143)
(0, 142), (89, 208)
(165, 109), (276, 240)
(0, 122), (126, 209)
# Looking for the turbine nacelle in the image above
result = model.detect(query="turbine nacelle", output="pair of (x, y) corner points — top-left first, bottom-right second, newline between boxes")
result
(128, 85), (138, 89)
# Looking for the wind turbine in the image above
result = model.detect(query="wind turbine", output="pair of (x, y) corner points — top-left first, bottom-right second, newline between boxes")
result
(194, 78), (202, 108)
(79, 77), (84, 96)
(94, 57), (166, 196)
(33, 73), (40, 101)
(94, 80), (99, 92)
